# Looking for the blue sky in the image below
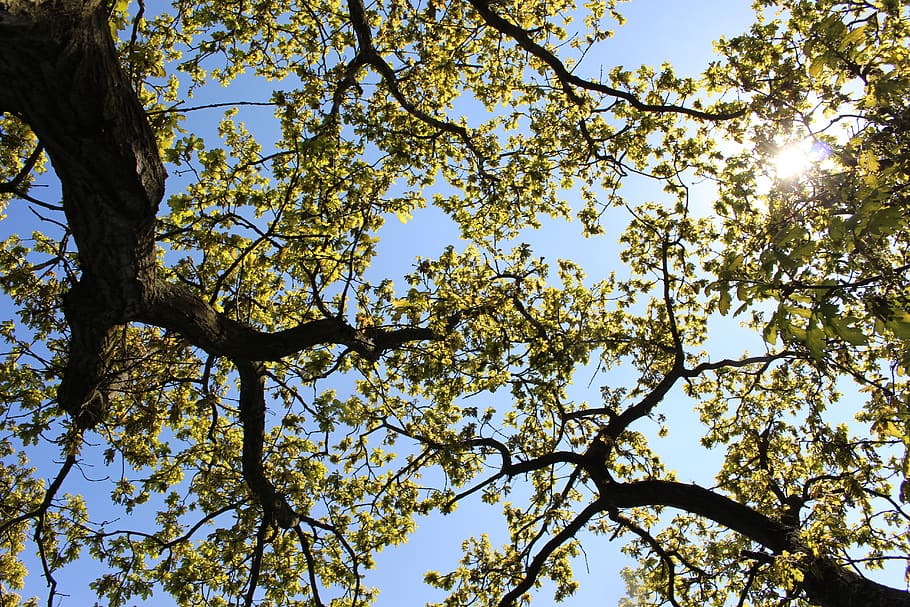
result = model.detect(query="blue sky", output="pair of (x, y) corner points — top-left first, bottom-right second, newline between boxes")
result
(3, 1), (787, 606)
(322, 2), (761, 606)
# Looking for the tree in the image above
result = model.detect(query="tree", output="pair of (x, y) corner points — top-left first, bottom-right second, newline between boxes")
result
(0, 0), (908, 605)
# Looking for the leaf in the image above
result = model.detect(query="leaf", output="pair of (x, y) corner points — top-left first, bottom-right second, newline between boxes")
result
(859, 149), (880, 173)
(718, 289), (732, 316)
(887, 317), (910, 340)
(808, 56), (827, 79)
(877, 421), (903, 439)
(839, 24), (867, 50)
(827, 316), (868, 346)
(805, 322), (826, 360)
(764, 312), (780, 345)
(827, 215), (847, 242)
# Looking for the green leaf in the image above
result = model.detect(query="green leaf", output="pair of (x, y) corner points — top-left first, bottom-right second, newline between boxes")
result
(718, 289), (732, 316)
(805, 322), (826, 360)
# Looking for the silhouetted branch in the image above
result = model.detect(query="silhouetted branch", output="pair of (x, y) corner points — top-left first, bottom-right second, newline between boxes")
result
(498, 499), (608, 607)
(466, 0), (745, 120)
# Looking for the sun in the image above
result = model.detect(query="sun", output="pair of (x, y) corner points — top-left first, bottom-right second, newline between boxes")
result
(773, 145), (812, 178)
(771, 139), (831, 179)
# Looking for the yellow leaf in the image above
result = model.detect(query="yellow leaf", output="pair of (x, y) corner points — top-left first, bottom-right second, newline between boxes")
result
(859, 149), (880, 173)
(840, 25), (866, 49)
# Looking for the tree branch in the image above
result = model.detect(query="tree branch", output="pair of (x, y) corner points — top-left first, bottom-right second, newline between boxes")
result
(498, 498), (608, 607)
(0, 454), (76, 537)
(236, 358), (299, 529)
(344, 0), (489, 170)
(0, 143), (43, 194)
(243, 519), (270, 607)
(587, 477), (910, 607)
(141, 280), (441, 362)
(466, 0), (744, 120)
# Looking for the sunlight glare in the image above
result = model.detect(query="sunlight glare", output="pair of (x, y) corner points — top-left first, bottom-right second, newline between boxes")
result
(772, 139), (830, 179)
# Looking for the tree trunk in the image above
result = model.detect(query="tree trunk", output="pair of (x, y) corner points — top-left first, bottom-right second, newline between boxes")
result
(0, 1), (166, 426)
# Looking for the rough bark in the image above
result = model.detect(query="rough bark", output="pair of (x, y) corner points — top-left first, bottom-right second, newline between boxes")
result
(0, 1), (164, 425)
(0, 0), (437, 526)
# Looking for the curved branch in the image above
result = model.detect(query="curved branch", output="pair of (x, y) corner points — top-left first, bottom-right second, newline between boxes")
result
(498, 498), (608, 607)
(236, 358), (299, 529)
(466, 0), (744, 120)
(589, 477), (910, 607)
(737, 560), (769, 607)
(243, 519), (270, 607)
(297, 514), (364, 604)
(293, 526), (328, 607)
(608, 507), (710, 604)
(141, 280), (440, 362)
(0, 143), (43, 194)
(597, 351), (797, 442)
(595, 479), (792, 552)
(344, 0), (488, 169)
(35, 511), (60, 607)
(89, 503), (243, 550)
(0, 453), (76, 536)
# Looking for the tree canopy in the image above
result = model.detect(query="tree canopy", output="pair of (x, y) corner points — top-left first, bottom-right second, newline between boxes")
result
(1, 0), (909, 606)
